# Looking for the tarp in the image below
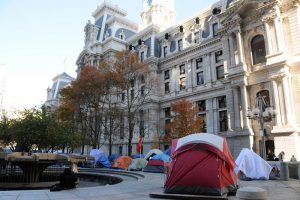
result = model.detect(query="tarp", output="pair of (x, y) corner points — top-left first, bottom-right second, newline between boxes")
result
(152, 153), (171, 162)
(235, 148), (273, 180)
(89, 149), (111, 168)
(144, 149), (163, 160)
(165, 133), (237, 196)
(112, 156), (132, 170)
(128, 158), (148, 171)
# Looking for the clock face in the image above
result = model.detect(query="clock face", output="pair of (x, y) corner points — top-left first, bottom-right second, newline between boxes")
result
(147, 0), (152, 6)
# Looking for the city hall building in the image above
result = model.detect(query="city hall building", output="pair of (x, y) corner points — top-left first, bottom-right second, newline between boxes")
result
(76, 0), (300, 159)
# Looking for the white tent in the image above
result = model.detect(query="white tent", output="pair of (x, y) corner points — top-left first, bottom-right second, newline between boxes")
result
(235, 148), (273, 180)
(144, 149), (163, 160)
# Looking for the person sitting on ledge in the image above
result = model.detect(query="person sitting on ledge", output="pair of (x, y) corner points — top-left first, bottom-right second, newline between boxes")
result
(60, 167), (78, 190)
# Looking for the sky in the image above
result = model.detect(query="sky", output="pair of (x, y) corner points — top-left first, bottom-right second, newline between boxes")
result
(0, 0), (217, 113)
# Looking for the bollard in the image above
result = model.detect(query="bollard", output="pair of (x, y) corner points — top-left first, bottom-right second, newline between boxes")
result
(280, 162), (289, 181)
(236, 186), (267, 200)
(298, 162), (300, 181)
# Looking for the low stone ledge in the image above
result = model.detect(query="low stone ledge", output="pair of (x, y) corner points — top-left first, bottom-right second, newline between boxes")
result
(236, 186), (267, 200)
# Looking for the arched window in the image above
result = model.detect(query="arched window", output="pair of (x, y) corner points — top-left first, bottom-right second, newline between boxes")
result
(256, 90), (270, 111)
(251, 35), (266, 65)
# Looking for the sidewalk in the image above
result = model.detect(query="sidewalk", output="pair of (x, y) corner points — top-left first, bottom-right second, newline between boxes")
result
(0, 172), (299, 200)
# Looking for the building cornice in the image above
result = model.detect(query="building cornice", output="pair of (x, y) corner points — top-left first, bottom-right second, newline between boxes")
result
(106, 15), (138, 31)
(159, 38), (221, 65)
(92, 2), (127, 19)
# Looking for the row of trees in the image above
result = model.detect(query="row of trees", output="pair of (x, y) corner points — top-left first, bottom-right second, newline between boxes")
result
(0, 107), (75, 152)
(58, 50), (155, 156)
(0, 50), (204, 155)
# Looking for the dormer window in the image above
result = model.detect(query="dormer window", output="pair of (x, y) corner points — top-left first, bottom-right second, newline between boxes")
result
(163, 46), (168, 57)
(178, 39), (183, 51)
(194, 31), (200, 43)
(140, 51), (144, 62)
(212, 23), (218, 37)
(118, 30), (125, 40)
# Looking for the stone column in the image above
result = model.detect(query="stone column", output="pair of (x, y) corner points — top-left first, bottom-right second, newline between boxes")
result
(228, 35), (235, 67)
(236, 29), (245, 66)
(186, 59), (193, 90)
(282, 76), (294, 125)
(273, 6), (285, 53)
(213, 98), (218, 133)
(210, 52), (217, 82)
(207, 98), (214, 133)
(240, 85), (250, 129)
(264, 21), (273, 55)
(222, 35), (230, 75)
(271, 79), (282, 126)
(204, 53), (212, 84)
(233, 87), (241, 129)
(171, 66), (178, 93)
(277, 78), (287, 125)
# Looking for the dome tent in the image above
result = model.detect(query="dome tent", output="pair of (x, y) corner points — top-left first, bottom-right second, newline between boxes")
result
(89, 149), (111, 168)
(164, 133), (237, 196)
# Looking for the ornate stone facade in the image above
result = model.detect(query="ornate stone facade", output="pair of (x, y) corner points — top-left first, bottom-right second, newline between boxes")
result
(76, 0), (300, 159)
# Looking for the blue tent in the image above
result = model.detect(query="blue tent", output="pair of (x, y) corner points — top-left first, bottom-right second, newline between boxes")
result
(90, 149), (111, 168)
(164, 148), (171, 156)
(131, 154), (145, 159)
(108, 154), (122, 163)
(152, 153), (171, 162)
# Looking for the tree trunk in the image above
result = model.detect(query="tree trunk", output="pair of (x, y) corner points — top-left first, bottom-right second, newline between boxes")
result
(81, 145), (85, 154)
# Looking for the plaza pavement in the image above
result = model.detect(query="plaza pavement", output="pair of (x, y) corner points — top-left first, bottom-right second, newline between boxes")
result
(0, 171), (300, 200)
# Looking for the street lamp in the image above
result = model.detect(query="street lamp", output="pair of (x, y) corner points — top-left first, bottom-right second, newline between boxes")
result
(246, 94), (276, 160)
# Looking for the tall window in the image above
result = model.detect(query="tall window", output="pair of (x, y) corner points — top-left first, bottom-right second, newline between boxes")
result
(215, 50), (223, 63)
(197, 71), (204, 85)
(121, 93), (125, 102)
(194, 31), (200, 43)
(140, 51), (144, 62)
(163, 46), (168, 57)
(196, 57), (203, 69)
(197, 100), (206, 112)
(218, 96), (226, 108)
(179, 77), (186, 90)
(178, 39), (183, 51)
(119, 146), (123, 155)
(164, 107), (171, 118)
(120, 116), (124, 139)
(251, 35), (266, 65)
(164, 70), (170, 80)
(216, 65), (224, 80)
(256, 90), (270, 111)
(219, 110), (228, 132)
(165, 82), (170, 94)
(140, 75), (145, 84)
(179, 64), (185, 74)
(139, 110), (145, 136)
(131, 89), (134, 100)
(213, 23), (218, 37)
(141, 86), (145, 97)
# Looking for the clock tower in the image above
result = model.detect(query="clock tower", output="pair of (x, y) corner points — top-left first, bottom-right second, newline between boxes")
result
(141, 0), (175, 29)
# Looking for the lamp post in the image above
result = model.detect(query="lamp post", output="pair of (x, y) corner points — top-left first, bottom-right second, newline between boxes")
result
(246, 94), (276, 160)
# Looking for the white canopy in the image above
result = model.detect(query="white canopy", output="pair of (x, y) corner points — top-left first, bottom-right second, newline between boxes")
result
(235, 148), (273, 180)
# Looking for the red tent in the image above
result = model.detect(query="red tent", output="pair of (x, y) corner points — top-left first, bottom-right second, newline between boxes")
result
(164, 133), (237, 196)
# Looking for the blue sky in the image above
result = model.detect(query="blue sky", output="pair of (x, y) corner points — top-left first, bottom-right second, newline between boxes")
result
(0, 0), (217, 112)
